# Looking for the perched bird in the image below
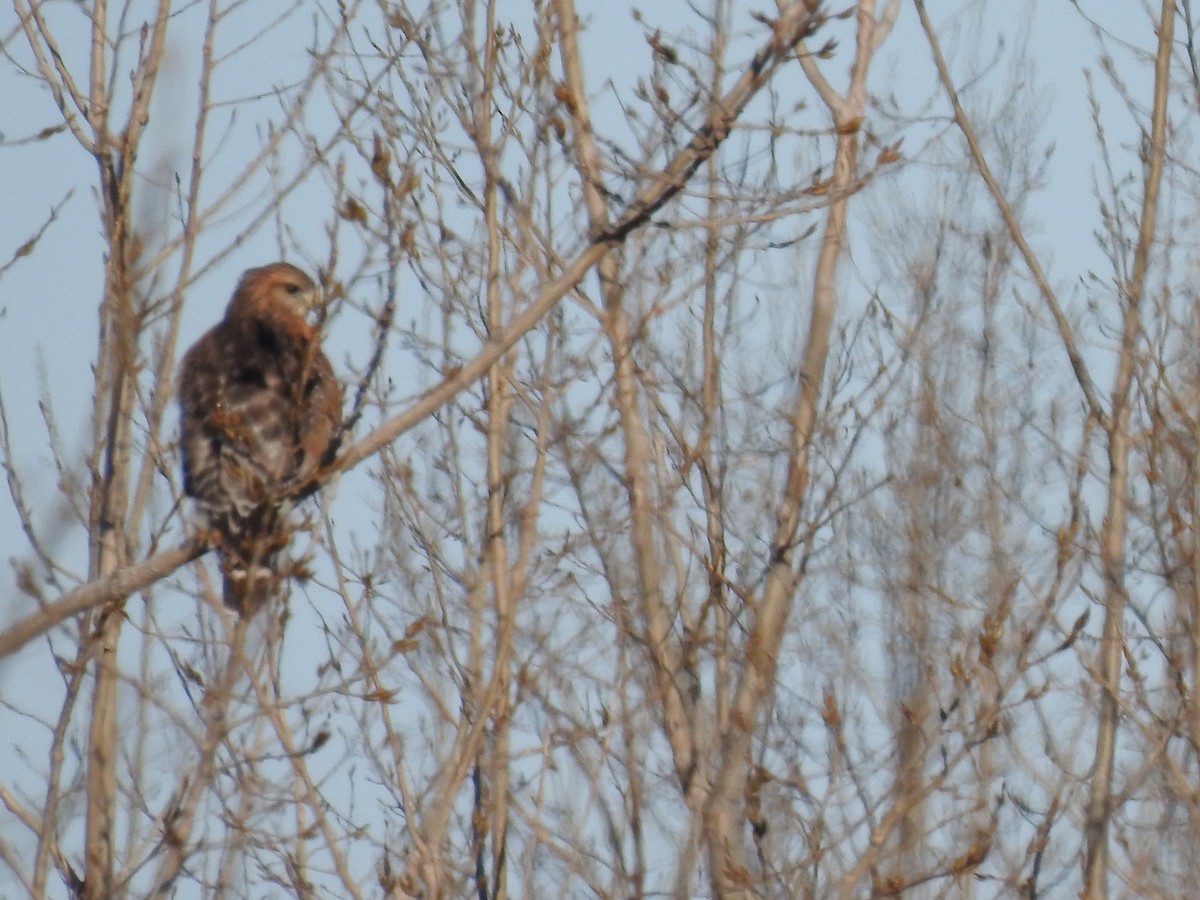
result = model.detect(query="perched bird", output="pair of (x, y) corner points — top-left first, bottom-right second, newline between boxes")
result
(177, 262), (343, 615)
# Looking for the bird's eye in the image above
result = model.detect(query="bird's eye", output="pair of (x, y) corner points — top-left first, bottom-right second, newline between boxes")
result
(284, 283), (302, 295)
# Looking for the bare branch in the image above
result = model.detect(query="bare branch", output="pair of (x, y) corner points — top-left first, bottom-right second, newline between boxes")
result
(0, 541), (206, 660)
(914, 0), (1105, 423)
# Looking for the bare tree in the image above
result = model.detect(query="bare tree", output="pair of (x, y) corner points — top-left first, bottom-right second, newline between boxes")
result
(5, 0), (1200, 898)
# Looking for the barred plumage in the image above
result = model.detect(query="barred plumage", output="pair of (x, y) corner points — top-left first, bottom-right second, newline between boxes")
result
(178, 262), (343, 616)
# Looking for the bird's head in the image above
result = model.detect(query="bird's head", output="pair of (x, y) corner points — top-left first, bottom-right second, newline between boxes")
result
(228, 262), (325, 324)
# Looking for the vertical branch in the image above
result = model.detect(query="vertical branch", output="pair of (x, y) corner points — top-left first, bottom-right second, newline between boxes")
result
(701, 1), (892, 893)
(82, 0), (126, 887)
(699, 0), (732, 746)
(679, 28), (734, 881)
(77, 1), (170, 894)
(80, 3), (115, 887)
(553, 0), (698, 805)
(82, 228), (133, 900)
(476, 2), (513, 895)
(1084, 1), (1173, 895)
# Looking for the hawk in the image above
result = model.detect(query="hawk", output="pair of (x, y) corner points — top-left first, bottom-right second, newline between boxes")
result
(178, 262), (343, 616)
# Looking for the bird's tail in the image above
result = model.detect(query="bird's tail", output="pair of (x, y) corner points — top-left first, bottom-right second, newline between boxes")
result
(218, 512), (290, 617)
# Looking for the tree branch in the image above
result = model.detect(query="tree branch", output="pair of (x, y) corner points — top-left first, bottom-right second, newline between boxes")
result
(915, 0), (1104, 425)
(0, 540), (206, 659)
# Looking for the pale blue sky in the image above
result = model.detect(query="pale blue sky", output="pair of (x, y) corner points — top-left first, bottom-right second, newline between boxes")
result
(0, 0), (1153, 754)
(0, 1), (1143, 514)
(0, 1), (1168, 893)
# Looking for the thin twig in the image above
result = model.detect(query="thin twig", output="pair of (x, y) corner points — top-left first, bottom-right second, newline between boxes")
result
(914, 0), (1105, 425)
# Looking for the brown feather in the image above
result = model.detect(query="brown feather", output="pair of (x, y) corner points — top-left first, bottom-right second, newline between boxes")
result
(178, 262), (343, 616)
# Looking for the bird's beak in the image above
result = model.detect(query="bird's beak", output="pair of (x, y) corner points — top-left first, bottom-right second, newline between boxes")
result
(306, 291), (326, 324)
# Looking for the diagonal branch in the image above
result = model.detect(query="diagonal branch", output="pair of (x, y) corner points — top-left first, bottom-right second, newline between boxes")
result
(2, 3), (827, 663)
(914, 0), (1105, 424)
(0, 541), (207, 659)
(330, 0), (826, 476)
